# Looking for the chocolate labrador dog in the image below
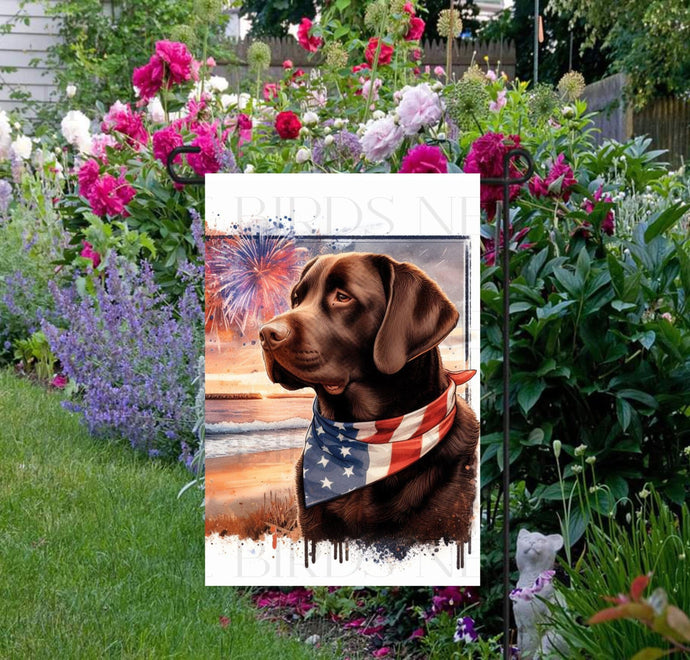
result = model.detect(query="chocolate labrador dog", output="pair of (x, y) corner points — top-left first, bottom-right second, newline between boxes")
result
(259, 252), (478, 544)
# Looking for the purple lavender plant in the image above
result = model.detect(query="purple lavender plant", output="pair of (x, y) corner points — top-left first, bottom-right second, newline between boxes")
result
(42, 256), (203, 459)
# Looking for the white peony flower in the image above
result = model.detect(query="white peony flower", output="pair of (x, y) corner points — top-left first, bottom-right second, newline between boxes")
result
(66, 84), (77, 98)
(61, 110), (92, 153)
(244, 164), (255, 173)
(208, 75), (229, 93)
(220, 92), (251, 111)
(0, 110), (11, 159)
(361, 115), (404, 162)
(397, 83), (444, 135)
(372, 110), (386, 120)
(11, 135), (32, 160)
(147, 97), (166, 123)
(324, 134), (335, 146)
(302, 111), (319, 126)
(296, 147), (312, 164)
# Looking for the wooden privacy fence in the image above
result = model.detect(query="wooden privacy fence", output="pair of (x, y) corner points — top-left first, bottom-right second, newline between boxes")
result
(221, 37), (515, 88)
(583, 73), (690, 169)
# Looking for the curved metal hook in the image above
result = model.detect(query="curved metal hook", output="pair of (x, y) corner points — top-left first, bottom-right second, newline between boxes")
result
(482, 147), (535, 187)
(166, 146), (205, 185)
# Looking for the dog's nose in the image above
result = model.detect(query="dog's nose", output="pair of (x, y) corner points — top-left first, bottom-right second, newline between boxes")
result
(259, 321), (291, 350)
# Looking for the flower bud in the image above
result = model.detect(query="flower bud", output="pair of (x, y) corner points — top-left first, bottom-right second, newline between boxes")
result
(243, 164), (255, 173)
(296, 147), (312, 164)
(552, 440), (561, 459)
(324, 134), (334, 146)
(66, 84), (77, 98)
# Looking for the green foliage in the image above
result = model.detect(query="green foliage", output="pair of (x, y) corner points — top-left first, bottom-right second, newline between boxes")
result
(241, 0), (318, 37)
(13, 331), (56, 381)
(548, 488), (690, 658)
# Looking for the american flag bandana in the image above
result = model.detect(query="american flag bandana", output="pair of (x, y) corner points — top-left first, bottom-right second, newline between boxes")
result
(302, 371), (476, 507)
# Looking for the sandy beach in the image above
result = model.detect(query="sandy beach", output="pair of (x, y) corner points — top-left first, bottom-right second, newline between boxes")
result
(205, 447), (302, 519)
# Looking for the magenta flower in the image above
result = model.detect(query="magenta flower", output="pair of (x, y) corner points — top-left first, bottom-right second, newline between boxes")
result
(528, 153), (577, 202)
(405, 16), (425, 41)
(155, 40), (196, 85)
(582, 185), (615, 235)
(253, 588), (315, 616)
(132, 56), (165, 101)
(87, 174), (136, 217)
(464, 132), (523, 220)
(482, 226), (533, 266)
(77, 159), (100, 198)
(372, 648), (391, 658)
(399, 144), (448, 173)
(187, 123), (223, 176)
(297, 18), (323, 52)
(51, 374), (68, 389)
(80, 240), (101, 268)
(101, 101), (149, 149)
(152, 125), (184, 165)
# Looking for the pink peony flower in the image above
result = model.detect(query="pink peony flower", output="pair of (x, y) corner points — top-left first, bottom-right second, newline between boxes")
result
(80, 240), (101, 268)
(282, 59), (293, 69)
(372, 649), (391, 658)
(529, 153), (577, 202)
(90, 133), (118, 162)
(155, 40), (196, 85)
(187, 123), (223, 175)
(152, 125), (184, 165)
(464, 132), (523, 220)
(583, 185), (615, 235)
(483, 226), (533, 265)
(263, 82), (279, 101)
(297, 18), (322, 52)
(399, 144), (448, 173)
(365, 38), (394, 66)
(51, 374), (68, 388)
(361, 116), (404, 162)
(102, 101), (149, 149)
(87, 173), (136, 217)
(237, 113), (252, 146)
(77, 159), (100, 198)
(489, 89), (507, 112)
(360, 77), (382, 102)
(132, 56), (165, 101)
(405, 16), (425, 41)
(206, 56), (216, 67)
(434, 65), (445, 77)
(397, 83), (443, 135)
(486, 69), (498, 82)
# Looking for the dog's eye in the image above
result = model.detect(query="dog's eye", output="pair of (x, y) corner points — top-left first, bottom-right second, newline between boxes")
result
(291, 293), (300, 307)
(334, 290), (352, 304)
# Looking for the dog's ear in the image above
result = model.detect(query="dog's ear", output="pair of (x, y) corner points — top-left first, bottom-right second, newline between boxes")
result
(373, 256), (459, 375)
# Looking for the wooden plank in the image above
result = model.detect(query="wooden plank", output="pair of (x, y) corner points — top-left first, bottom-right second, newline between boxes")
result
(1, 32), (58, 50)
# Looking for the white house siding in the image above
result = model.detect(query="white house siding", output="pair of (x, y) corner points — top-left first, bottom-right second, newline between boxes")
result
(0, 0), (60, 113)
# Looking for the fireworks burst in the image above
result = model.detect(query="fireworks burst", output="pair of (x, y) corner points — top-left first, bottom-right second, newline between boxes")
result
(207, 234), (307, 334)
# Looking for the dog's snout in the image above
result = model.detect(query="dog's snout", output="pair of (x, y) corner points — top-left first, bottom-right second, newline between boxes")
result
(259, 321), (291, 350)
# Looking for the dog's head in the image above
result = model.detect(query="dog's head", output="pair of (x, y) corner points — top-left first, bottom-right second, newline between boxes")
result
(259, 252), (458, 395)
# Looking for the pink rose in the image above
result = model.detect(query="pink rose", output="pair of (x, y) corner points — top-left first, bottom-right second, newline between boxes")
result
(282, 59), (293, 69)
(399, 144), (448, 173)
(80, 240), (101, 268)
(297, 18), (322, 52)
(434, 65), (445, 77)
(152, 125), (184, 165)
(397, 83), (443, 135)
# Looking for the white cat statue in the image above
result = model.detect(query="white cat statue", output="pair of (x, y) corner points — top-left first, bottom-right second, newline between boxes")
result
(511, 529), (565, 659)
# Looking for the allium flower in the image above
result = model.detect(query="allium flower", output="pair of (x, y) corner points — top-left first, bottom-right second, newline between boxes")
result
(463, 64), (486, 83)
(297, 18), (323, 52)
(153, 125), (184, 165)
(558, 71), (586, 101)
(11, 135), (32, 160)
(87, 173), (136, 217)
(528, 84), (560, 123)
(437, 9), (462, 38)
(405, 16), (425, 41)
(464, 132), (523, 219)
(77, 158), (100, 198)
(399, 144), (447, 173)
(324, 42), (348, 70)
(364, 0), (387, 30)
(0, 179), (12, 214)
(489, 89), (507, 112)
(444, 78), (490, 130)
(80, 240), (101, 268)
(365, 38), (394, 66)
(361, 115), (404, 162)
(275, 111), (302, 139)
(312, 128), (362, 169)
(247, 41), (272, 73)
(397, 83), (443, 135)
(454, 616), (478, 643)
(102, 101), (149, 149)
(61, 110), (92, 153)
(187, 123), (223, 175)
(528, 153), (577, 201)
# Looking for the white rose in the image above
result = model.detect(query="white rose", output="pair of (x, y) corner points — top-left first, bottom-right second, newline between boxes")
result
(296, 147), (312, 164)
(11, 135), (32, 160)
(66, 84), (77, 98)
(302, 111), (319, 126)
(208, 75), (229, 93)
(147, 97), (166, 123)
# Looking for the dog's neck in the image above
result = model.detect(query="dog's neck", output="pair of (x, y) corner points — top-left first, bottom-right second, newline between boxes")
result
(316, 349), (447, 422)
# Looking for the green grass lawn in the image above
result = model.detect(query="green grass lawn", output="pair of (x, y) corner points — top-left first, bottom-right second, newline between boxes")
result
(0, 370), (327, 659)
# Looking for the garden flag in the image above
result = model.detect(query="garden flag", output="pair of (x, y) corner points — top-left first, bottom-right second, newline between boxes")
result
(204, 174), (481, 586)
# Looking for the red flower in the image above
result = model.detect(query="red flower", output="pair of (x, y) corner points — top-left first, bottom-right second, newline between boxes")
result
(399, 144), (448, 173)
(403, 2), (415, 14)
(352, 63), (370, 74)
(482, 226), (533, 266)
(51, 374), (68, 388)
(297, 18), (322, 52)
(87, 173), (136, 217)
(237, 113), (253, 145)
(365, 38), (394, 66)
(80, 240), (101, 268)
(528, 153), (577, 202)
(155, 40), (196, 85)
(132, 56), (165, 101)
(102, 102), (149, 149)
(152, 125), (184, 165)
(218, 615), (230, 628)
(187, 123), (223, 176)
(405, 16), (425, 41)
(78, 159), (100, 198)
(464, 132), (523, 220)
(275, 111), (302, 139)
